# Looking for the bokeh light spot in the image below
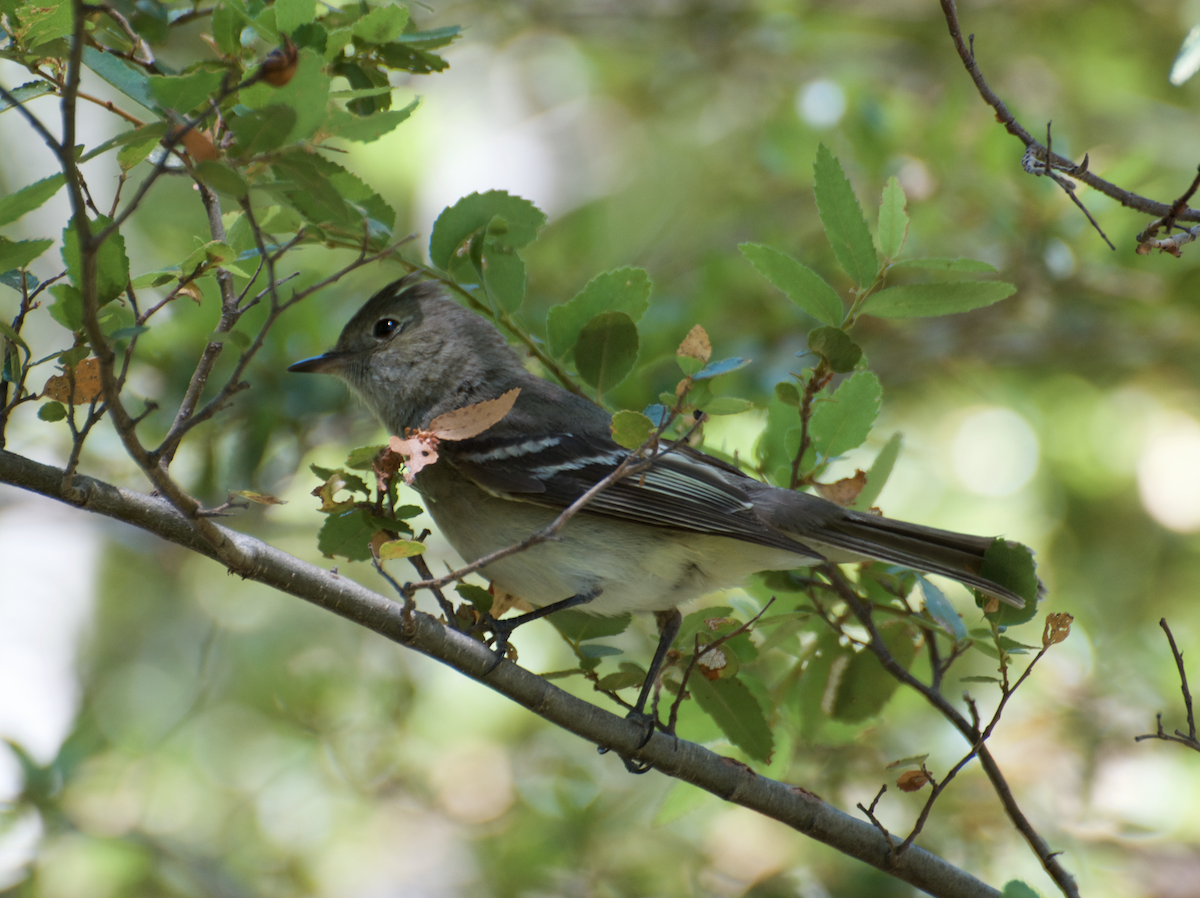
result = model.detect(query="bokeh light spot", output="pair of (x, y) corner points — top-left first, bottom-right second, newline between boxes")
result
(795, 79), (846, 128)
(951, 407), (1040, 497)
(1137, 412), (1200, 533)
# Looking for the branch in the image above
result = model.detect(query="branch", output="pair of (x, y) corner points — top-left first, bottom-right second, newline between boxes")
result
(1136, 618), (1200, 752)
(0, 448), (1004, 898)
(939, 0), (1200, 236)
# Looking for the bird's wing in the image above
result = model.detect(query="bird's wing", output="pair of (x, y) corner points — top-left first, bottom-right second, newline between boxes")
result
(439, 432), (821, 558)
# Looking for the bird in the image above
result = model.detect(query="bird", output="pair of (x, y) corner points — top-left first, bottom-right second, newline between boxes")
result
(289, 275), (1028, 724)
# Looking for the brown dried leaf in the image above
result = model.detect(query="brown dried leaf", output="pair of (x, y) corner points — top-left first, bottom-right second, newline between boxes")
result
(42, 357), (103, 404)
(897, 769), (931, 792)
(813, 469), (868, 506)
(491, 588), (533, 618)
(177, 282), (203, 303)
(389, 433), (439, 483)
(259, 38), (299, 87)
(428, 388), (520, 441)
(677, 324), (711, 363)
(180, 127), (219, 162)
(1042, 612), (1073, 647)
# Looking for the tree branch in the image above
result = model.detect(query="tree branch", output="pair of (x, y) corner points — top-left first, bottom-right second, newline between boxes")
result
(0, 448), (1004, 898)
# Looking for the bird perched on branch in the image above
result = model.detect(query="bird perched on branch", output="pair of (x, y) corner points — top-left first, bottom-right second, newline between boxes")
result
(289, 276), (1028, 725)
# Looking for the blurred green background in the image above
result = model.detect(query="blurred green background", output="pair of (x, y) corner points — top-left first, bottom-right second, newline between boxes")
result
(4, 0), (1200, 895)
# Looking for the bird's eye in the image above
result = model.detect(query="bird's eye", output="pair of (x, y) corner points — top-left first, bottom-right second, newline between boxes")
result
(373, 317), (402, 339)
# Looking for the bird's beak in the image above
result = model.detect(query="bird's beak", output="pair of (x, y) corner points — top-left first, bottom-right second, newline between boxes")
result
(287, 351), (352, 374)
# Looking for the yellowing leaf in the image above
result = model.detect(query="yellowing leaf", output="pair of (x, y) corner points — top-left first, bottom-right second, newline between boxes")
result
(234, 489), (286, 505)
(428, 388), (520, 441)
(377, 539), (426, 560)
(42, 357), (104, 404)
(896, 769), (931, 792)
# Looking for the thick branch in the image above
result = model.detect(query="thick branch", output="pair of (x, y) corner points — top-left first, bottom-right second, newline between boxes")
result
(0, 448), (1002, 898)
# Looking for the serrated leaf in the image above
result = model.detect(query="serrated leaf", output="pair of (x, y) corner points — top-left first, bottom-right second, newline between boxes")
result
(877, 176), (908, 260)
(688, 675), (774, 762)
(860, 281), (1016, 318)
(546, 268), (652, 358)
(978, 540), (1040, 626)
(808, 370), (881, 458)
(317, 507), (375, 560)
(813, 144), (877, 288)
(889, 257), (997, 273)
(739, 243), (843, 327)
(548, 609), (632, 642)
(850, 432), (900, 511)
(241, 49), (330, 143)
(352, 4), (409, 43)
(0, 175), (66, 228)
(611, 409), (654, 449)
(574, 312), (638, 394)
(806, 326), (861, 373)
(830, 622), (916, 722)
(61, 214), (129, 304)
(20, 0), (73, 47)
(429, 191), (545, 269)
(275, 0), (316, 34)
(597, 663), (646, 692)
(325, 98), (418, 143)
(0, 81), (55, 113)
(0, 237), (53, 272)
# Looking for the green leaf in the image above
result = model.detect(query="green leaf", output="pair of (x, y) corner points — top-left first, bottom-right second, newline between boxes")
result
(546, 267), (652, 358)
(344, 444), (387, 469)
(850, 432), (901, 511)
(429, 191), (546, 269)
(148, 70), (224, 114)
(830, 622), (916, 722)
(79, 122), (170, 168)
(877, 176), (908, 260)
(241, 49), (331, 142)
(48, 285), (83, 332)
(352, 4), (409, 43)
(806, 326), (861, 373)
(116, 127), (167, 171)
(482, 244), (526, 313)
(700, 396), (753, 416)
(0, 237), (53, 272)
(230, 105), (298, 155)
(918, 577), (967, 641)
(978, 539), (1040, 626)
(813, 144), (877, 288)
(1001, 881), (1041, 898)
(889, 257), (997, 273)
(548, 609), (632, 642)
(578, 644), (623, 658)
(394, 25), (462, 49)
(0, 175), (66, 228)
(610, 409), (654, 449)
(37, 402), (67, 422)
(597, 662), (646, 692)
(19, 0), (73, 47)
(377, 539), (425, 559)
(325, 98), (418, 143)
(809, 370), (881, 458)
(860, 281), (1016, 318)
(81, 46), (155, 110)
(574, 311), (638, 394)
(774, 382), (800, 407)
(195, 161), (248, 198)
(0, 81), (55, 114)
(275, 0), (316, 34)
(269, 151), (395, 239)
(455, 583), (493, 614)
(0, 319), (29, 353)
(317, 507), (376, 560)
(688, 675), (774, 762)
(739, 243), (843, 327)
(960, 675), (1000, 684)
(61, 216), (130, 305)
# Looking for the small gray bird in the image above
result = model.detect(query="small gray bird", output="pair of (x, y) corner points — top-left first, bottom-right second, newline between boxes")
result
(290, 276), (1025, 713)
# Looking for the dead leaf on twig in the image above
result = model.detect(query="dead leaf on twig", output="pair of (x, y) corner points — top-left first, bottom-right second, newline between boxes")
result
(814, 469), (868, 506)
(42, 357), (103, 404)
(389, 389), (521, 483)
